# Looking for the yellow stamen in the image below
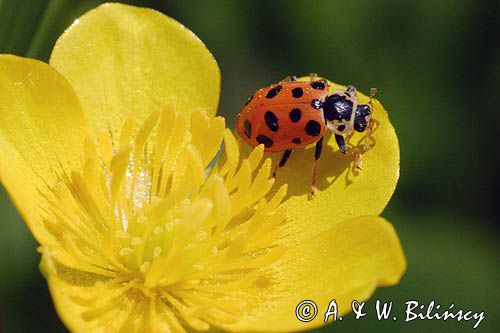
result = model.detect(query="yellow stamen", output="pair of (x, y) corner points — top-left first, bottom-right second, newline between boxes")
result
(40, 108), (288, 331)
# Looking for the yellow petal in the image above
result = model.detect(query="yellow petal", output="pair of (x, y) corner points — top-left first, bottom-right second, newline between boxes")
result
(50, 3), (220, 136)
(226, 216), (406, 332)
(0, 55), (90, 242)
(45, 274), (142, 333)
(41, 249), (163, 333)
(271, 81), (400, 244)
(43, 216), (404, 332)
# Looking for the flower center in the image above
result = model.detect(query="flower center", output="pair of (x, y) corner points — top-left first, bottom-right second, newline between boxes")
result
(40, 108), (288, 329)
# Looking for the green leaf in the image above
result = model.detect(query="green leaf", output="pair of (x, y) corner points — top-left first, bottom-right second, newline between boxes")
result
(26, 0), (104, 60)
(0, 0), (50, 56)
(0, 0), (108, 61)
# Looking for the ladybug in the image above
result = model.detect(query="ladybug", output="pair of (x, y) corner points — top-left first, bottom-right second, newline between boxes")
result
(236, 74), (377, 195)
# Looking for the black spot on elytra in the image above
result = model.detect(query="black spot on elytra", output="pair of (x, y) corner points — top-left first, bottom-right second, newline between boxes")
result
(289, 108), (301, 122)
(266, 85), (282, 98)
(292, 87), (303, 98)
(337, 124), (345, 132)
(292, 138), (302, 144)
(264, 111), (279, 132)
(311, 99), (322, 109)
(243, 119), (252, 138)
(256, 134), (273, 148)
(305, 120), (322, 137)
(245, 94), (254, 105)
(310, 81), (325, 90)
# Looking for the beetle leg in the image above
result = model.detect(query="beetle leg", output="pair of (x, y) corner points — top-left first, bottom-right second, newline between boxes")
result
(365, 118), (380, 151)
(335, 134), (362, 170)
(346, 85), (357, 95)
(350, 147), (363, 170)
(281, 75), (298, 83)
(335, 134), (347, 154)
(311, 137), (324, 196)
(272, 149), (292, 178)
(309, 73), (318, 81)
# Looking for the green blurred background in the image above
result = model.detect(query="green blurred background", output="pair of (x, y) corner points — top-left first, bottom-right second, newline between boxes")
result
(0, 0), (498, 332)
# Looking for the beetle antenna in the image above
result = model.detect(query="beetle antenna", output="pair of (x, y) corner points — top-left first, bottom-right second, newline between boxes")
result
(365, 87), (379, 151)
(369, 87), (378, 123)
(369, 87), (377, 106)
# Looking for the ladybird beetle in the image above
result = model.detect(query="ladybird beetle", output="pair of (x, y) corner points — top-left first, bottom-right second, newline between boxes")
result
(236, 74), (377, 195)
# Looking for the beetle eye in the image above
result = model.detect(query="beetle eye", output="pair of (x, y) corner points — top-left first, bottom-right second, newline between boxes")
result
(354, 104), (371, 132)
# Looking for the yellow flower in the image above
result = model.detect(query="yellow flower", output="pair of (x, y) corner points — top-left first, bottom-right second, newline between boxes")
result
(0, 3), (405, 333)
